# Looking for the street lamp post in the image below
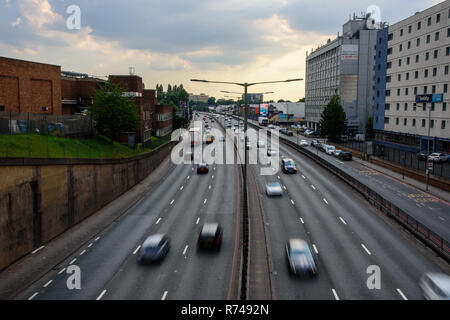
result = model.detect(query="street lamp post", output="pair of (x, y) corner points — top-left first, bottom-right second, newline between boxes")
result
(426, 103), (432, 191)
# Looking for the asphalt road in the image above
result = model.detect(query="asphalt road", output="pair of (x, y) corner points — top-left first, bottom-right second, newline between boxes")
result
(17, 115), (239, 300)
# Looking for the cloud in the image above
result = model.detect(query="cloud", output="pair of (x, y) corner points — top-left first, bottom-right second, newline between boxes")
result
(11, 17), (21, 27)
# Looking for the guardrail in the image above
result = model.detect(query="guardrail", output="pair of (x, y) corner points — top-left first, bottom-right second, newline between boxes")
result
(231, 114), (450, 263)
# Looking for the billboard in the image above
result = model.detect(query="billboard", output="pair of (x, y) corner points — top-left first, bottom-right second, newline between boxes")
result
(259, 103), (269, 116)
(415, 94), (443, 103)
(341, 45), (359, 60)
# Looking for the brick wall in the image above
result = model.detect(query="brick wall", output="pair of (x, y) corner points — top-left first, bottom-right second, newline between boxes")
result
(109, 75), (143, 93)
(0, 57), (61, 115)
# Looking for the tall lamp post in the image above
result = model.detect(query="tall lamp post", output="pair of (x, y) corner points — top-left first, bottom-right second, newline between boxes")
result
(191, 77), (302, 299)
(426, 103), (432, 191)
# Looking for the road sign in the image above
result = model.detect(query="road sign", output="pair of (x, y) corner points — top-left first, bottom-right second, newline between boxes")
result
(427, 161), (433, 171)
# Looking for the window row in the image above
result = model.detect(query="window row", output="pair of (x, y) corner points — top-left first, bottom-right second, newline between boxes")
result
(387, 10), (449, 40)
(384, 117), (446, 129)
(385, 83), (448, 96)
(387, 30), (447, 54)
(383, 102), (447, 112)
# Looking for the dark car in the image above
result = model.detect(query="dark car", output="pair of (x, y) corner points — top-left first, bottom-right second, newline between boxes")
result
(280, 128), (288, 135)
(318, 144), (327, 152)
(197, 163), (209, 173)
(281, 158), (297, 173)
(309, 131), (319, 137)
(138, 234), (170, 263)
(311, 140), (319, 147)
(197, 223), (222, 250)
(286, 239), (317, 277)
(285, 130), (294, 136)
(338, 151), (352, 161)
(416, 151), (430, 161)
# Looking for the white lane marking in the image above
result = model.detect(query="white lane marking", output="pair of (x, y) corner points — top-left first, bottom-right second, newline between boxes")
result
(397, 289), (408, 300)
(80, 250), (86, 256)
(28, 292), (39, 300)
(170, 199), (175, 205)
(212, 175), (214, 179)
(311, 185), (316, 190)
(182, 245), (189, 255)
(32, 246), (45, 254)
(312, 244), (319, 254)
(95, 236), (100, 241)
(290, 199), (295, 205)
(96, 290), (107, 300)
(338, 161), (344, 165)
(439, 216), (445, 221)
(58, 268), (66, 275)
(196, 217), (200, 224)
(133, 245), (141, 255)
(204, 198), (208, 204)
(161, 291), (168, 300)
(209, 185), (212, 190)
(323, 198), (328, 205)
(43, 280), (53, 288)
(156, 217), (162, 225)
(339, 217), (347, 225)
(69, 258), (77, 265)
(214, 167), (216, 171)
(192, 167), (194, 171)
(180, 186), (184, 191)
(361, 244), (372, 255)
(302, 175), (306, 179)
(88, 243), (93, 248)
(332, 289), (340, 300)
(277, 176), (280, 179)
(300, 217), (304, 224)
(283, 185), (286, 190)
(187, 176), (190, 180)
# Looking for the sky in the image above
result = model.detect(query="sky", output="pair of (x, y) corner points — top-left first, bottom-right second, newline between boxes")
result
(0, 0), (443, 102)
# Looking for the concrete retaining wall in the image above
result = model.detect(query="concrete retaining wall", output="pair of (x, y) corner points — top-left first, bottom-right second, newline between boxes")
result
(0, 141), (176, 271)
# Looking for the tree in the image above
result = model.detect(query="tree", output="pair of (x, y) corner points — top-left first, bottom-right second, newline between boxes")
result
(319, 91), (347, 142)
(365, 116), (374, 140)
(91, 81), (141, 141)
(298, 97), (305, 102)
(207, 97), (216, 105)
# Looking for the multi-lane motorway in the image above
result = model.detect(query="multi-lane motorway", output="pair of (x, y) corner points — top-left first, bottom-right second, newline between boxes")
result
(14, 112), (449, 300)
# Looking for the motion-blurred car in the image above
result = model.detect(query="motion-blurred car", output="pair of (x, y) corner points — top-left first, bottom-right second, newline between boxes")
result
(311, 140), (319, 148)
(185, 150), (194, 161)
(325, 145), (336, 155)
(428, 153), (448, 163)
(197, 223), (222, 250)
(286, 239), (317, 276)
(266, 182), (283, 196)
(299, 140), (309, 147)
(197, 163), (209, 173)
(246, 142), (251, 150)
(219, 136), (225, 142)
(281, 158), (297, 173)
(285, 130), (294, 136)
(333, 149), (343, 157)
(318, 144), (327, 152)
(419, 273), (450, 300)
(138, 234), (170, 263)
(267, 148), (278, 157)
(338, 151), (352, 161)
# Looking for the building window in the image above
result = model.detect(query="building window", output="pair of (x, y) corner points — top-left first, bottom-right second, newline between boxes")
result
(404, 118), (407, 126)
(423, 103), (427, 111)
(414, 87), (418, 94)
(400, 29), (404, 36)
(434, 49), (438, 58)
(416, 38), (420, 46)
(386, 90), (391, 96)
(406, 56), (410, 65)
(405, 103), (408, 110)
(408, 25), (412, 33)
(435, 32), (439, 41)
(387, 62), (392, 69)
(415, 71), (419, 79)
(384, 117), (390, 124)
(445, 84), (448, 93)
(398, 59), (402, 67)
(432, 85), (436, 93)
(425, 52), (429, 60)
(436, 13), (440, 23)
(397, 103), (400, 110)
(406, 72), (409, 80)
(405, 88), (409, 95)
(424, 86), (428, 94)
(427, 17), (431, 26)
(397, 89), (401, 96)
(446, 65), (449, 75)
(408, 41), (411, 49)
(422, 119), (426, 127)
(431, 102), (435, 111)
(399, 44), (403, 52)
(396, 118), (399, 125)
(0, 105), (4, 112)
(424, 69), (428, 78)
(385, 103), (390, 110)
(447, 47), (450, 56)
(413, 119), (416, 127)
(388, 33), (393, 41)
(415, 54), (419, 63)
(432, 68), (437, 77)
(386, 76), (391, 82)
(444, 102), (447, 111)
(442, 120), (446, 130)
(448, 28), (450, 37)
(387, 47), (393, 55)
(430, 119), (434, 128)
(398, 74), (401, 81)
(426, 34), (431, 43)
(417, 21), (421, 30)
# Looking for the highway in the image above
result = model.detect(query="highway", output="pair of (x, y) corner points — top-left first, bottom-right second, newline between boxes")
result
(13, 112), (449, 300)
(17, 114), (240, 300)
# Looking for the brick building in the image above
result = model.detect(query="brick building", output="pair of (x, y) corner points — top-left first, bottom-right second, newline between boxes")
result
(153, 104), (173, 137)
(0, 56), (62, 114)
(61, 72), (105, 114)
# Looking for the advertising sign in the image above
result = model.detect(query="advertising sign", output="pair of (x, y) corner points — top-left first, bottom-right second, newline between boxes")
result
(416, 94), (443, 103)
(341, 45), (359, 60)
(259, 103), (269, 116)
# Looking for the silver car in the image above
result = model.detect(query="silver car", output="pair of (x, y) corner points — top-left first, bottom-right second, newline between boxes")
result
(266, 182), (283, 196)
(419, 273), (450, 300)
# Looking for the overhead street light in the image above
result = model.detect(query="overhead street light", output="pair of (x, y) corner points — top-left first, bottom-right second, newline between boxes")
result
(191, 77), (303, 299)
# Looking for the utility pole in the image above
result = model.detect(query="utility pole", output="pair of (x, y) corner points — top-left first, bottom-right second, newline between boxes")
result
(426, 104), (431, 191)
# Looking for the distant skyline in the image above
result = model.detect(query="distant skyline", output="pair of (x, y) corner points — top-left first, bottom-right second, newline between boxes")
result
(0, 0), (443, 102)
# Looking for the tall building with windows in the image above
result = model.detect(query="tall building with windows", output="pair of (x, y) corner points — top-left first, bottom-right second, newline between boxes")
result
(305, 15), (382, 134)
(374, 0), (450, 154)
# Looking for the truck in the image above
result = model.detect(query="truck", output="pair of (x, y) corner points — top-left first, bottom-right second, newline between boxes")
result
(258, 117), (268, 126)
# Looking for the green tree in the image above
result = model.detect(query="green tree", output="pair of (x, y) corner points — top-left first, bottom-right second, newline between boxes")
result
(207, 97), (216, 105)
(91, 81), (141, 141)
(319, 92), (347, 142)
(298, 97), (305, 102)
(365, 115), (374, 140)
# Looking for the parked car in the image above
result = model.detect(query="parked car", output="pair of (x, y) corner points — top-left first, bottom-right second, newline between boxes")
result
(138, 234), (170, 264)
(338, 151), (352, 161)
(419, 273), (450, 300)
(428, 153), (448, 163)
(300, 140), (309, 147)
(197, 223), (222, 250)
(197, 163), (209, 174)
(266, 182), (283, 196)
(281, 158), (297, 173)
(286, 239), (317, 277)
(416, 150), (430, 161)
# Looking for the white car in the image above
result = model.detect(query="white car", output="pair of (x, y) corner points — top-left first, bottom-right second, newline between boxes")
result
(428, 153), (448, 163)
(300, 140), (309, 147)
(266, 182), (283, 196)
(419, 273), (450, 300)
(304, 130), (312, 135)
(333, 149), (343, 157)
(325, 145), (336, 155)
(268, 124), (275, 129)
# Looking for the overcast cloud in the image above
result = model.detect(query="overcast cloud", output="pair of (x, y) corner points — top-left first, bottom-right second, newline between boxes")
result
(0, 0), (441, 101)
